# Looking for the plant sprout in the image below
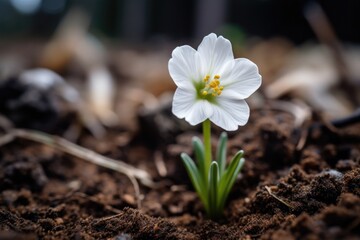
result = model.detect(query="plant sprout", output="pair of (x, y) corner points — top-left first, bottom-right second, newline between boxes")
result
(168, 33), (261, 219)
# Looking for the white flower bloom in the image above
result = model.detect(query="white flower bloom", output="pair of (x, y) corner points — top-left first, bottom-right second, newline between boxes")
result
(169, 33), (262, 131)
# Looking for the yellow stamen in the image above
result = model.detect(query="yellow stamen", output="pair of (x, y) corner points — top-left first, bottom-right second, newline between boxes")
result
(200, 74), (224, 98)
(203, 75), (210, 82)
(209, 81), (217, 88)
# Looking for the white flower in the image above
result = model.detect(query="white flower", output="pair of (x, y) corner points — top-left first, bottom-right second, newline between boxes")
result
(169, 33), (262, 131)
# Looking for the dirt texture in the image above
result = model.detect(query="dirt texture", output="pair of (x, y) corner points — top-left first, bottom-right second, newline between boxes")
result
(0, 106), (359, 240)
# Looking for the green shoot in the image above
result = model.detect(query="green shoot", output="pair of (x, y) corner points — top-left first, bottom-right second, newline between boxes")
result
(181, 130), (245, 219)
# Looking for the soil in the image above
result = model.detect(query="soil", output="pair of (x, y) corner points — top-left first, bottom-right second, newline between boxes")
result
(1, 104), (359, 240)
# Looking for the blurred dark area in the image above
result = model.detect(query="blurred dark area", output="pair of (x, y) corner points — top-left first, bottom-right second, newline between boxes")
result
(0, 0), (360, 44)
(0, 0), (359, 139)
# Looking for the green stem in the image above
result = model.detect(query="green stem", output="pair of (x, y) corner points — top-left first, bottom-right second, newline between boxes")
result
(203, 119), (212, 181)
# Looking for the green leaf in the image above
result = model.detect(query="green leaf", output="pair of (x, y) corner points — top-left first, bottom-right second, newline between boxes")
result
(181, 153), (208, 210)
(192, 136), (206, 182)
(223, 157), (245, 199)
(216, 132), (228, 177)
(208, 161), (219, 218)
(217, 150), (245, 210)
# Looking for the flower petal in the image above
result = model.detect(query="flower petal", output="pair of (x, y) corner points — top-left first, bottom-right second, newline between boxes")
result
(185, 100), (213, 126)
(221, 58), (262, 99)
(172, 87), (196, 119)
(209, 98), (249, 131)
(168, 45), (201, 90)
(197, 33), (234, 76)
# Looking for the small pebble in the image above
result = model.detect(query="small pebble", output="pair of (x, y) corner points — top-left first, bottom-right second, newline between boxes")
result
(122, 194), (136, 205)
(115, 233), (132, 240)
(55, 218), (64, 225)
(67, 180), (81, 191)
(321, 169), (343, 179)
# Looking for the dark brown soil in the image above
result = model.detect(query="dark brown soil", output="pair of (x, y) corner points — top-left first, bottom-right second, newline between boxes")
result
(1, 106), (360, 240)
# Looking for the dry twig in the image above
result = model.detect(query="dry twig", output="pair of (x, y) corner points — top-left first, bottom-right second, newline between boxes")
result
(304, 1), (360, 106)
(97, 213), (123, 222)
(265, 186), (294, 209)
(253, 100), (312, 150)
(269, 100), (311, 128)
(154, 150), (167, 177)
(0, 129), (156, 208)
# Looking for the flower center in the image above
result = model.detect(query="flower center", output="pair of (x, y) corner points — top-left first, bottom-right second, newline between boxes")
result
(201, 74), (224, 97)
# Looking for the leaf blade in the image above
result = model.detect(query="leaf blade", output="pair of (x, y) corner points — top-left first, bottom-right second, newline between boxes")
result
(217, 150), (245, 209)
(208, 161), (219, 218)
(181, 153), (208, 210)
(192, 136), (206, 183)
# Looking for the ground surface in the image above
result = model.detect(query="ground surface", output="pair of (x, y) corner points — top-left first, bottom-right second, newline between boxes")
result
(0, 106), (359, 240)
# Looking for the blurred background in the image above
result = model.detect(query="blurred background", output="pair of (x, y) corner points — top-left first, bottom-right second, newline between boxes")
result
(0, 0), (359, 141)
(1, 0), (360, 43)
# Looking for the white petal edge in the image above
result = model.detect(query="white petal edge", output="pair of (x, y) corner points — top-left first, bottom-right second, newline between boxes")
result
(209, 98), (250, 131)
(168, 45), (200, 90)
(172, 87), (196, 119)
(185, 100), (213, 126)
(221, 58), (262, 100)
(197, 33), (234, 76)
